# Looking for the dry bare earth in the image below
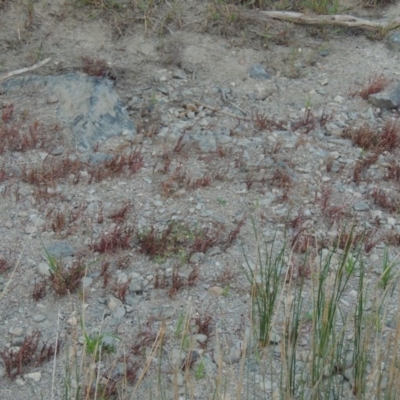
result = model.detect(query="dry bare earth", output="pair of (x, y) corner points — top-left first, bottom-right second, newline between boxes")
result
(2, 0), (400, 399)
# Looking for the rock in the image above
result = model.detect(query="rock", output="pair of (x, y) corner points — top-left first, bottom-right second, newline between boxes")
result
(0, 74), (136, 151)
(67, 316), (78, 326)
(9, 326), (24, 336)
(189, 252), (205, 263)
(194, 334), (208, 344)
(325, 122), (342, 137)
(248, 64), (270, 80)
(112, 305), (126, 320)
(32, 314), (46, 323)
(42, 242), (75, 259)
(368, 83), (400, 109)
(387, 31), (400, 51)
(81, 277), (93, 289)
(343, 367), (355, 386)
(150, 306), (175, 320)
(24, 371), (41, 382)
(198, 136), (217, 152)
(169, 372), (185, 386)
(129, 280), (143, 294)
(208, 286), (224, 296)
(172, 69), (187, 80)
(353, 202), (370, 212)
(107, 296), (122, 310)
(214, 346), (242, 365)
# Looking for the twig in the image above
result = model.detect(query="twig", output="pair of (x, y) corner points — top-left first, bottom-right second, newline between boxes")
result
(0, 57), (52, 84)
(193, 100), (251, 121)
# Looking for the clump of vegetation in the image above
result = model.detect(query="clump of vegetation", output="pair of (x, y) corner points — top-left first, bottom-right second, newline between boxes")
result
(0, 331), (59, 379)
(48, 256), (86, 296)
(137, 220), (244, 262)
(90, 225), (134, 253)
(354, 72), (391, 100)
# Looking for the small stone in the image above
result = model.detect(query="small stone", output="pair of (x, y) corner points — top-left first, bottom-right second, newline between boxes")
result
(353, 202), (370, 212)
(224, 346), (241, 365)
(173, 70), (187, 80)
(131, 133), (143, 144)
(25, 225), (39, 234)
(150, 306), (175, 320)
(387, 31), (400, 51)
(208, 286), (224, 296)
(24, 372), (41, 382)
(16, 377), (25, 386)
(157, 86), (169, 95)
(334, 95), (344, 103)
(81, 277), (93, 288)
(129, 281), (143, 294)
(189, 252), (205, 263)
(43, 242), (75, 259)
(67, 316), (78, 326)
(47, 95), (59, 104)
(107, 296), (122, 310)
(387, 217), (396, 227)
(169, 372), (185, 386)
(9, 327), (24, 336)
(32, 314), (46, 323)
(194, 334), (208, 344)
(185, 103), (197, 112)
(248, 64), (270, 80)
(112, 305), (126, 320)
(260, 380), (273, 391)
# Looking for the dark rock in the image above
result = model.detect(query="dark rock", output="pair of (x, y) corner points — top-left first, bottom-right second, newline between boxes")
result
(368, 83), (400, 109)
(1, 74), (136, 152)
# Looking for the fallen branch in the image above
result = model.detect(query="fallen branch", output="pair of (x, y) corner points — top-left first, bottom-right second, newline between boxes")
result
(260, 11), (400, 32)
(0, 57), (51, 84)
(193, 100), (251, 121)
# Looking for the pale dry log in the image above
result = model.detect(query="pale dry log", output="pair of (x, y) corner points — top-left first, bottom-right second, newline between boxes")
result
(260, 11), (400, 32)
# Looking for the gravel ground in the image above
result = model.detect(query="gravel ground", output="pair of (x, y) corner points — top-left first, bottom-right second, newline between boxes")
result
(2, 0), (400, 399)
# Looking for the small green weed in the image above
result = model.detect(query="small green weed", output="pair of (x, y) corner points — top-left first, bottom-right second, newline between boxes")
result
(80, 318), (119, 361)
(217, 197), (227, 205)
(195, 359), (206, 380)
(379, 248), (398, 289)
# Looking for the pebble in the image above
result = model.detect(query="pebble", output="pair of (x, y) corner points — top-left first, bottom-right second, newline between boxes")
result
(107, 296), (122, 310)
(42, 242), (75, 259)
(207, 286), (224, 296)
(248, 64), (270, 80)
(150, 306), (175, 320)
(353, 202), (370, 212)
(9, 326), (24, 336)
(387, 31), (400, 51)
(24, 372), (41, 382)
(32, 314), (46, 323)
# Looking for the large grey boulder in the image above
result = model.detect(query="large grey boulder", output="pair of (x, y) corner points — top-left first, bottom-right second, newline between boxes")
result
(0, 73), (136, 151)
